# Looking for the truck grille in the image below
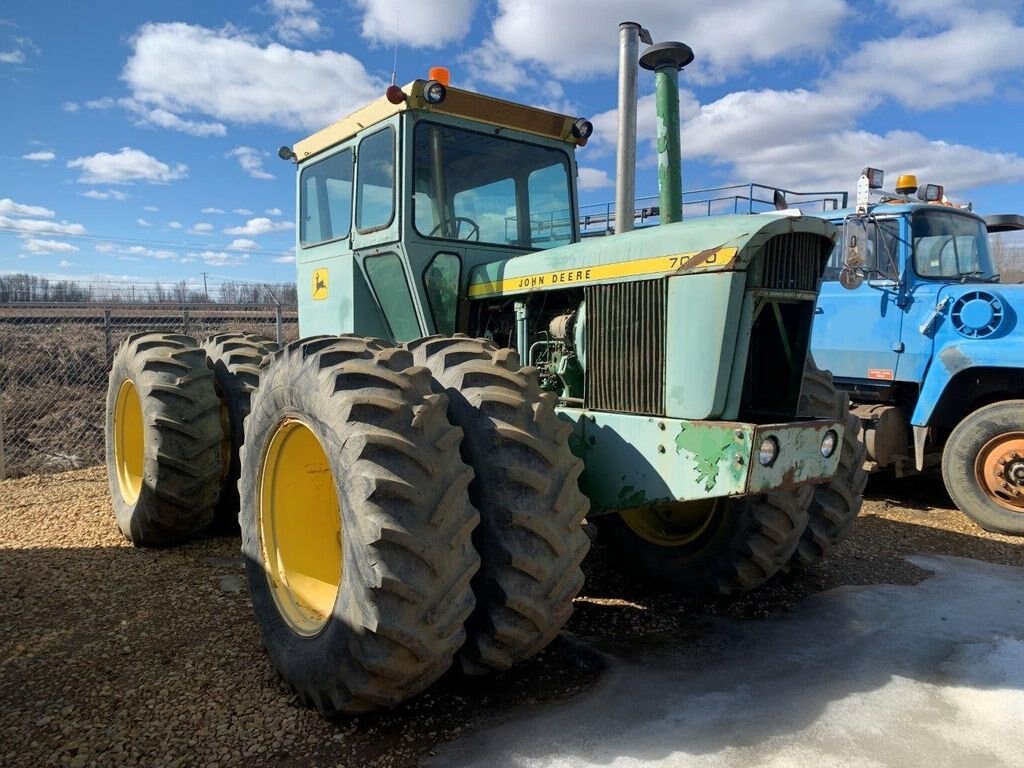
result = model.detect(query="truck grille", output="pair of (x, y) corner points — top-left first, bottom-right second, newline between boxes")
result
(762, 233), (822, 292)
(585, 279), (666, 415)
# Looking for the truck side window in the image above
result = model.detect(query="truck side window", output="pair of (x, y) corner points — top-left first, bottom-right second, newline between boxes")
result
(364, 254), (420, 341)
(356, 127), (395, 233)
(823, 219), (900, 281)
(300, 148), (352, 247)
(423, 253), (461, 335)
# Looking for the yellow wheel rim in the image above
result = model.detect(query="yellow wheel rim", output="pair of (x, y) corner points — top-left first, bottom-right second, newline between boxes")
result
(259, 418), (342, 636)
(113, 379), (145, 504)
(619, 499), (719, 547)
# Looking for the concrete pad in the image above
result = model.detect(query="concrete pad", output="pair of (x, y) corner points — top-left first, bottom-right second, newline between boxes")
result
(428, 555), (1024, 768)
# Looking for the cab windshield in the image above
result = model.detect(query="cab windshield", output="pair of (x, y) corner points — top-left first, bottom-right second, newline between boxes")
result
(913, 210), (997, 281)
(413, 122), (574, 250)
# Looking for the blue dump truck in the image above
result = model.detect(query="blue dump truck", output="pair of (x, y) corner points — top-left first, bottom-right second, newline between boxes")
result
(805, 169), (1024, 534)
(599, 171), (1024, 533)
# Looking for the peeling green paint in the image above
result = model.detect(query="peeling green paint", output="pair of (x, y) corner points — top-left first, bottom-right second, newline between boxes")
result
(675, 424), (747, 492)
(653, 64), (682, 224)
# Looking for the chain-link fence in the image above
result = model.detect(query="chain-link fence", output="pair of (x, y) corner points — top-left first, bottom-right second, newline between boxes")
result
(0, 302), (299, 479)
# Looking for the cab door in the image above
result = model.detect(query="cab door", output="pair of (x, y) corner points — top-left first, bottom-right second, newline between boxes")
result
(811, 217), (904, 384)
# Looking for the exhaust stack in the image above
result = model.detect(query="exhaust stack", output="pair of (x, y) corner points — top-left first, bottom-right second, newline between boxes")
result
(615, 22), (651, 234)
(639, 41), (694, 225)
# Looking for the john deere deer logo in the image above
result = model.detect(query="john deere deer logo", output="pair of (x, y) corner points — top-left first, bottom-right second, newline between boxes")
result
(312, 268), (328, 300)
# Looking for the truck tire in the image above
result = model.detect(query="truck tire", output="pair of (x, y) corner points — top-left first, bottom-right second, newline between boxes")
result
(407, 335), (590, 673)
(784, 357), (868, 570)
(595, 490), (811, 595)
(239, 336), (480, 714)
(105, 332), (223, 545)
(943, 400), (1024, 535)
(202, 332), (280, 524)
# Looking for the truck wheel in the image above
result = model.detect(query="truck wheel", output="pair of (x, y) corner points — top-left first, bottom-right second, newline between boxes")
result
(105, 332), (223, 545)
(595, 490), (810, 595)
(202, 332), (280, 525)
(407, 335), (590, 673)
(784, 357), (868, 570)
(943, 400), (1024, 535)
(239, 336), (479, 714)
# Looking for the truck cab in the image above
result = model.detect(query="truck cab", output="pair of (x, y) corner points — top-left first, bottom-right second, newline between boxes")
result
(810, 169), (1024, 533)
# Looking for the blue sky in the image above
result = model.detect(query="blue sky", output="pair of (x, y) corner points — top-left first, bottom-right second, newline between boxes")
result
(4, 0), (1024, 290)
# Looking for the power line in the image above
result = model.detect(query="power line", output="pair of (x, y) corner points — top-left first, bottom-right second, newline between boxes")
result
(0, 224), (296, 259)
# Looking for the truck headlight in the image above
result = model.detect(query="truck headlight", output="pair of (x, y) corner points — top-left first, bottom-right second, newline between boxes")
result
(821, 430), (838, 458)
(758, 437), (779, 467)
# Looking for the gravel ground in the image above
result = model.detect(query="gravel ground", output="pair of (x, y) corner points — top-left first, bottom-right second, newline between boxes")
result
(2, 468), (1022, 768)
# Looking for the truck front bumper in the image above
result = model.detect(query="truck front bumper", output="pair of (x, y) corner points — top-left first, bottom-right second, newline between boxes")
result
(558, 408), (844, 514)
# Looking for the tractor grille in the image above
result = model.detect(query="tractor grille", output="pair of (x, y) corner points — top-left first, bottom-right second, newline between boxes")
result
(585, 279), (666, 415)
(761, 233), (822, 292)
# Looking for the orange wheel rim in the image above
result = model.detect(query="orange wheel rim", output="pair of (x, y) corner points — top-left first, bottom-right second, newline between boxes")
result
(976, 432), (1024, 513)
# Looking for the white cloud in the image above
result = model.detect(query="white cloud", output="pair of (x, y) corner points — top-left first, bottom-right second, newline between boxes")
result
(144, 205), (159, 212)
(831, 12), (1024, 110)
(0, 198), (54, 218)
(122, 22), (384, 131)
(67, 147), (188, 184)
(274, 253), (296, 263)
(21, 239), (79, 254)
(577, 167), (613, 191)
(168, 221), (183, 229)
(233, 208), (253, 215)
(57, 260), (73, 268)
(94, 242), (118, 253)
(202, 207), (225, 214)
(227, 146), (274, 180)
(356, 0), (477, 47)
(589, 74), (1024, 200)
(265, 207), (282, 216)
(484, 0), (848, 82)
(194, 250), (250, 267)
(81, 189), (128, 201)
(0, 50), (25, 64)
(189, 222), (214, 234)
(22, 150), (55, 162)
(62, 101), (80, 112)
(228, 238), (260, 250)
(268, 0), (323, 43)
(0, 216), (86, 236)
(136, 218), (150, 227)
(131, 103), (227, 137)
(224, 217), (294, 236)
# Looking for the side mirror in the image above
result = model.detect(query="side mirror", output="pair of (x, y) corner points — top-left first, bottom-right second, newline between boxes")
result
(839, 217), (870, 291)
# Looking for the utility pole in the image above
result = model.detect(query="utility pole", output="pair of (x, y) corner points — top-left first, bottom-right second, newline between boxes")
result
(202, 272), (209, 301)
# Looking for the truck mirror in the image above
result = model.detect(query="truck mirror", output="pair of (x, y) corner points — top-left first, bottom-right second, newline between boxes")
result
(839, 217), (869, 291)
(839, 267), (864, 290)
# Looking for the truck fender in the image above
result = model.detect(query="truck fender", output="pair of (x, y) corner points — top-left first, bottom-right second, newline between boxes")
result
(911, 342), (1021, 468)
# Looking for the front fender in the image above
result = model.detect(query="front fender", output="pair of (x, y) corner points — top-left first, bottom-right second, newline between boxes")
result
(911, 342), (1020, 427)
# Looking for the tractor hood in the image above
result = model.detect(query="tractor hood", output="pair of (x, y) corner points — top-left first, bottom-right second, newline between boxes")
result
(467, 213), (836, 299)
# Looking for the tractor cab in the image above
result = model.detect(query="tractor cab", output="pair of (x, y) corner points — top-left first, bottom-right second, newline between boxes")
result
(284, 71), (592, 341)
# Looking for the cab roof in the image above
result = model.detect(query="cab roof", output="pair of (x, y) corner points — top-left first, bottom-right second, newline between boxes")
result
(292, 79), (583, 163)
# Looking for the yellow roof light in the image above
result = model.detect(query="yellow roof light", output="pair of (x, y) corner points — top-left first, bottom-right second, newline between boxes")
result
(896, 174), (918, 194)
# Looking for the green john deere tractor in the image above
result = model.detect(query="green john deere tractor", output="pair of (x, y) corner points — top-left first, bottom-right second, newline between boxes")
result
(104, 61), (866, 716)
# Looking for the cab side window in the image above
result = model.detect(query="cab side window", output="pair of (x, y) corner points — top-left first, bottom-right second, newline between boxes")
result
(300, 148), (353, 247)
(823, 219), (901, 281)
(356, 128), (395, 233)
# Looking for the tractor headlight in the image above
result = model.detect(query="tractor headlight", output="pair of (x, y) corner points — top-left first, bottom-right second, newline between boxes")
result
(758, 437), (779, 467)
(423, 79), (447, 104)
(820, 430), (838, 458)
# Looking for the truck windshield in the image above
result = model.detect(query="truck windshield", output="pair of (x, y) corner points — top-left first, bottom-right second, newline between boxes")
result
(413, 122), (574, 250)
(913, 210), (997, 281)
